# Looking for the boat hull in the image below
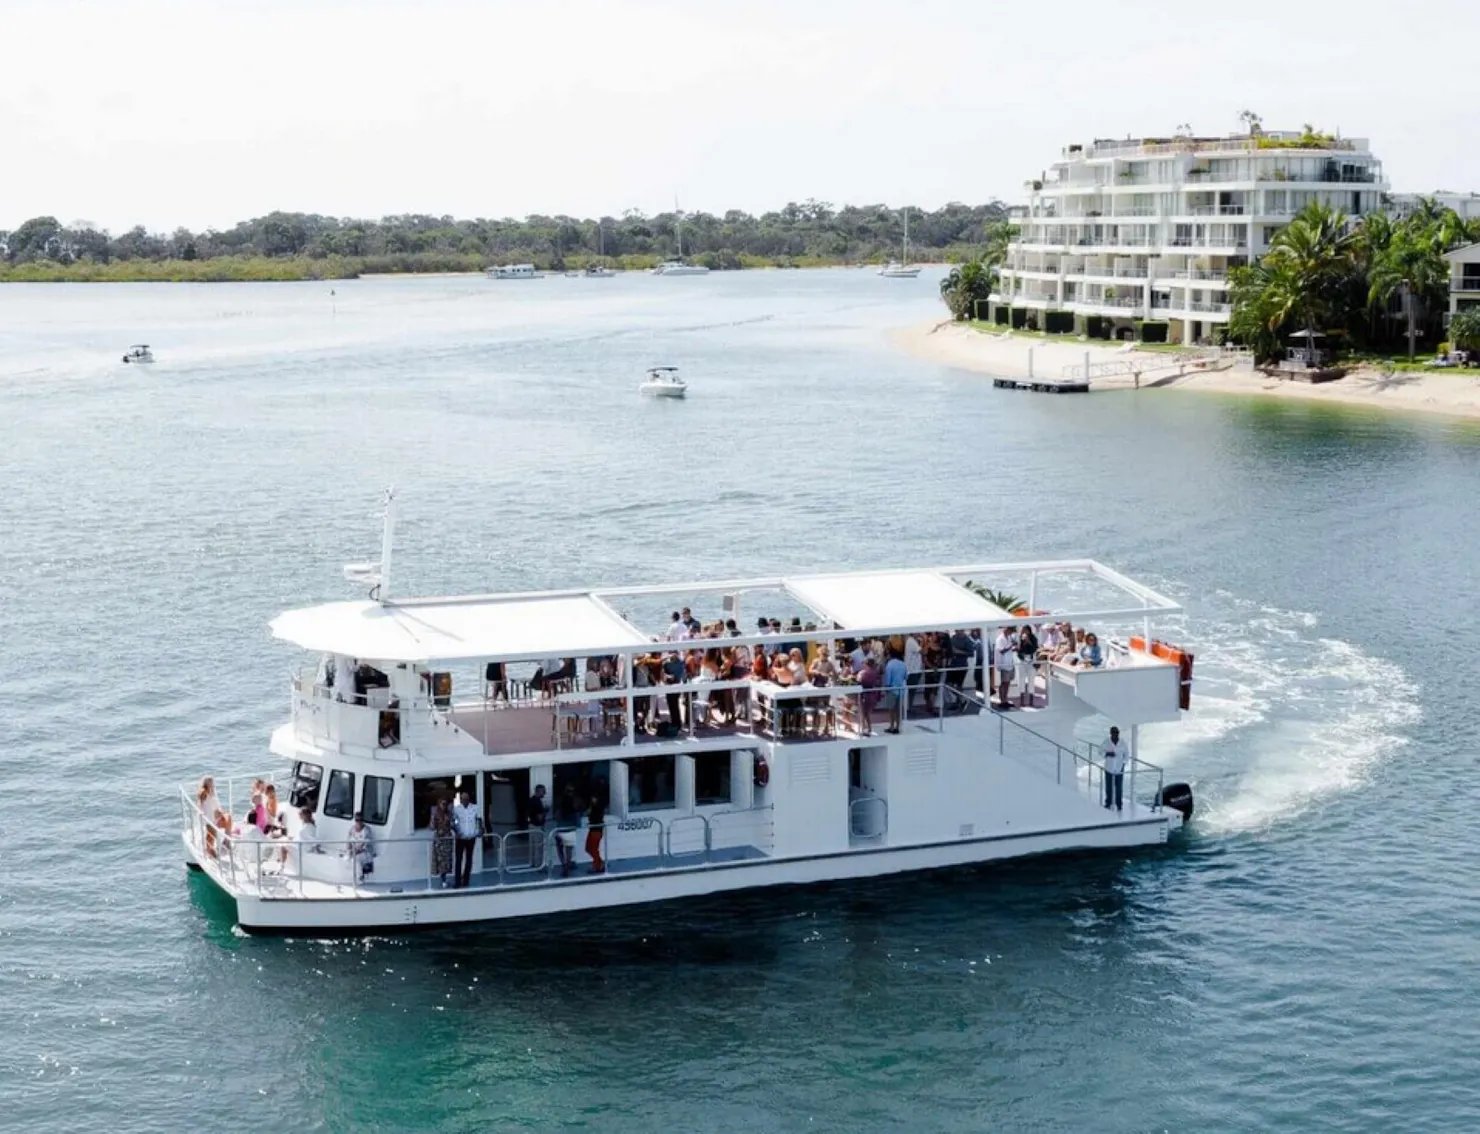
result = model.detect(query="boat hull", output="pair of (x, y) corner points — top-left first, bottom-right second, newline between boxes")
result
(189, 817), (1173, 933)
(639, 384), (687, 398)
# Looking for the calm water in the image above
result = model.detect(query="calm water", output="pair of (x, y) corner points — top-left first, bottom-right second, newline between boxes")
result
(3, 270), (1479, 1132)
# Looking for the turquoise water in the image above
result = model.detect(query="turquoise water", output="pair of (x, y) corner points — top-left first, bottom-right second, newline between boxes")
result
(3, 270), (1479, 1131)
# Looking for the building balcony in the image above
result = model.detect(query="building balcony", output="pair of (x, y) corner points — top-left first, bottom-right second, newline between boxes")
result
(1069, 297), (1146, 316)
(1166, 270), (1230, 283)
(1454, 277), (1480, 293)
(1169, 237), (1248, 250)
(1070, 266), (1149, 282)
(1256, 170), (1380, 184)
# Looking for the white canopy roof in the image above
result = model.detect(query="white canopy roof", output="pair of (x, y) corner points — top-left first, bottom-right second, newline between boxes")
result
(270, 560), (1175, 665)
(783, 570), (1009, 631)
(269, 594), (651, 664)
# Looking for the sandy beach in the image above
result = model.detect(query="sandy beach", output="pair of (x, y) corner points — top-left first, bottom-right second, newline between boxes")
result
(892, 320), (1480, 421)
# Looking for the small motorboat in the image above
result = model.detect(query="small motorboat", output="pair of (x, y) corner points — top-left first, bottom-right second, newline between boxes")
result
(583, 265), (616, 278)
(122, 344), (154, 364)
(639, 366), (687, 398)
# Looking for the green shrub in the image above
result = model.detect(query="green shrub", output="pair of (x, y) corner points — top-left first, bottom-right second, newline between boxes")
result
(1044, 310), (1075, 335)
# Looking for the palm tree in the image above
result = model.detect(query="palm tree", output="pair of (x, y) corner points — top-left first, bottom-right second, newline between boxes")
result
(940, 259), (995, 321)
(1368, 230), (1447, 359)
(1262, 202), (1353, 350)
(964, 581), (1024, 613)
(1227, 263), (1283, 362)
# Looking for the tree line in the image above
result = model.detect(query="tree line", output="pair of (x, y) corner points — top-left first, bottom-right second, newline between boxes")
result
(0, 200), (1010, 279)
(1230, 198), (1480, 361)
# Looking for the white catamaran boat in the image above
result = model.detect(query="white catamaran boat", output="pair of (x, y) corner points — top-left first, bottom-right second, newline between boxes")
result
(122, 344), (154, 363)
(487, 263), (542, 280)
(879, 208), (922, 278)
(638, 366), (688, 398)
(181, 495), (1197, 933)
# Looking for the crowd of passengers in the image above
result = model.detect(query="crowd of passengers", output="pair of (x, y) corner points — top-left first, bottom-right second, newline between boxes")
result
(193, 776), (377, 879)
(487, 607), (1111, 737)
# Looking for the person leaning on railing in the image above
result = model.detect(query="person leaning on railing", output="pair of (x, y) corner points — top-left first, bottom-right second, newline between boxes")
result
(346, 812), (376, 881)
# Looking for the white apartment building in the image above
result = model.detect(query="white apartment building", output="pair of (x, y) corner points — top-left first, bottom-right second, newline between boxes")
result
(992, 130), (1387, 345)
(1443, 242), (1480, 321)
(1391, 191), (1480, 222)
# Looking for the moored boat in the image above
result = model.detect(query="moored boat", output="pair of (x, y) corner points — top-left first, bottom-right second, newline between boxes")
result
(878, 208), (922, 277)
(122, 344), (154, 363)
(487, 263), (542, 280)
(181, 494), (1197, 934)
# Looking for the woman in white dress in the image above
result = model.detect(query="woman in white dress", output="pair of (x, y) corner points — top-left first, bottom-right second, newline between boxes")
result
(197, 776), (225, 857)
(345, 811), (375, 883)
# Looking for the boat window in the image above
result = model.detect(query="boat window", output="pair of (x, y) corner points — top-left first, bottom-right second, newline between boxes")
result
(413, 774), (478, 830)
(362, 775), (394, 826)
(323, 769), (356, 820)
(289, 761), (324, 811)
(625, 755), (676, 811)
(694, 751), (732, 806)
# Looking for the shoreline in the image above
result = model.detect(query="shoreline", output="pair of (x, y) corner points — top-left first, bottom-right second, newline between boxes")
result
(891, 320), (1480, 422)
(0, 261), (950, 285)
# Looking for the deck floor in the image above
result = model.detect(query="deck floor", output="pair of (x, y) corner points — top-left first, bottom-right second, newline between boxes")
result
(324, 843), (770, 898)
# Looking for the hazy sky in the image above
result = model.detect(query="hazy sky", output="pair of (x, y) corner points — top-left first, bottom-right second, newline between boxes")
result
(7, 0), (1478, 233)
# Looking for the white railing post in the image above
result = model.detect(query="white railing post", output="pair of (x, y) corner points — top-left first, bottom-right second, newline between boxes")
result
(1130, 724), (1139, 814)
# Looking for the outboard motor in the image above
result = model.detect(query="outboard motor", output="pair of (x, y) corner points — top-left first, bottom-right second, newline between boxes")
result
(1160, 782), (1194, 823)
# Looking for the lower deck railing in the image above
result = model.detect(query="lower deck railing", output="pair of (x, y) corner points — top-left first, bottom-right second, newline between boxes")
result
(183, 796), (776, 900)
(985, 705), (1164, 812)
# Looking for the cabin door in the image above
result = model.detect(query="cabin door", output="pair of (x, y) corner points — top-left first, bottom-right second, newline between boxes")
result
(848, 746), (888, 842)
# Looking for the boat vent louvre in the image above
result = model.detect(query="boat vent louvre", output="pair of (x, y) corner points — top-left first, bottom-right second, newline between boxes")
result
(789, 752), (832, 785)
(906, 744), (937, 776)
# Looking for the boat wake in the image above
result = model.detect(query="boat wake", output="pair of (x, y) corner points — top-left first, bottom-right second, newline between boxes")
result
(1141, 590), (1419, 835)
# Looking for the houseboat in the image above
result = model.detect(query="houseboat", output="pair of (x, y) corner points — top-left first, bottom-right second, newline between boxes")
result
(487, 263), (542, 280)
(181, 495), (1196, 933)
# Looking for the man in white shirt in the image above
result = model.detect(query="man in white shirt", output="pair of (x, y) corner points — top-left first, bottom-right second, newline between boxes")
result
(993, 628), (1017, 710)
(452, 790), (481, 888)
(664, 612), (688, 642)
(1102, 726), (1129, 812)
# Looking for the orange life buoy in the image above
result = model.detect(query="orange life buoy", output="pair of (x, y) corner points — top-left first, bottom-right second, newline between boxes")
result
(753, 754), (770, 788)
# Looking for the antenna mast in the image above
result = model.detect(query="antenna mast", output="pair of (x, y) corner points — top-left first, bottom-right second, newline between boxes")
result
(377, 487), (396, 603)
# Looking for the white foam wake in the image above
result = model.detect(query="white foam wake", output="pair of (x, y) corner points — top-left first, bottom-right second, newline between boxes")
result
(1139, 590), (1420, 835)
